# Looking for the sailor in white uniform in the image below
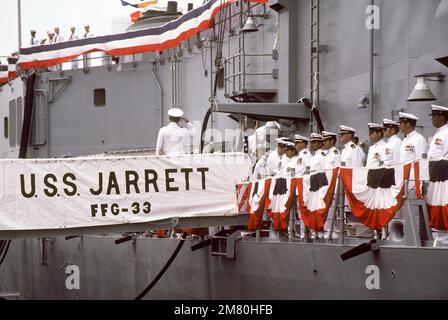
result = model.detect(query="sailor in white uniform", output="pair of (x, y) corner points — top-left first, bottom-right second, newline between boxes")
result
(294, 135), (312, 176)
(266, 138), (287, 176)
(29, 29), (40, 46)
(68, 26), (80, 69)
(366, 123), (386, 168)
(322, 131), (340, 170)
(54, 26), (65, 43)
(428, 105), (448, 160)
(399, 112), (428, 163)
(339, 125), (366, 167)
(279, 139), (299, 177)
(309, 133), (325, 172)
(155, 108), (196, 156)
(321, 131), (340, 238)
(381, 118), (402, 166)
(83, 24), (94, 68)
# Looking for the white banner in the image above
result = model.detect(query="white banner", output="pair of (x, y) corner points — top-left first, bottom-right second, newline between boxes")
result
(0, 153), (251, 231)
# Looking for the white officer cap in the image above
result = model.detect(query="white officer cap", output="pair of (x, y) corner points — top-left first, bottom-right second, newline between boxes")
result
(281, 138), (295, 148)
(430, 104), (448, 116)
(30, 28), (36, 33)
(383, 118), (399, 127)
(167, 108), (184, 118)
(399, 112), (419, 122)
(322, 131), (337, 140)
(294, 134), (309, 143)
(309, 133), (323, 142)
(368, 123), (383, 131)
(84, 24), (90, 28)
(339, 125), (356, 135)
(275, 137), (288, 146)
(47, 30), (55, 35)
(70, 25), (76, 29)
(54, 26), (60, 29)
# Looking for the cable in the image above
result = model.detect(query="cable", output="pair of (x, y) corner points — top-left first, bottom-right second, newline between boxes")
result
(0, 241), (11, 266)
(134, 233), (187, 300)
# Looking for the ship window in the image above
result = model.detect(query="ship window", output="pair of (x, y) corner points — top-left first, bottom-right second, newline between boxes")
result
(3, 117), (8, 139)
(94, 88), (106, 107)
(9, 99), (16, 147)
(17, 97), (23, 145)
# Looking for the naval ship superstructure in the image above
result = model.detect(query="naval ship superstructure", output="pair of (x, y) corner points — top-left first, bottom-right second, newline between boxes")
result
(0, 0), (448, 299)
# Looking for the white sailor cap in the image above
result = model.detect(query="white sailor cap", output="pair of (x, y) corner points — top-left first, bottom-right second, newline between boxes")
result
(275, 137), (288, 146)
(167, 108), (184, 118)
(383, 118), (399, 127)
(294, 134), (309, 143)
(339, 125), (356, 135)
(322, 131), (337, 139)
(399, 112), (419, 122)
(368, 123), (383, 131)
(309, 133), (323, 142)
(430, 104), (448, 116)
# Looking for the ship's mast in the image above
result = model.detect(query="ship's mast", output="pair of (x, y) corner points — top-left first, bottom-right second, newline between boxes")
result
(17, 0), (22, 48)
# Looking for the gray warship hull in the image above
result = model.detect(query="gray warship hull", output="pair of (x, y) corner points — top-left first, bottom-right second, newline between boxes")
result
(1, 0), (448, 300)
(2, 235), (448, 300)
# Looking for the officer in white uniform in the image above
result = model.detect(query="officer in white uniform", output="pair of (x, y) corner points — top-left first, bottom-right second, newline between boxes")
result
(309, 133), (325, 172)
(155, 108), (196, 156)
(366, 123), (386, 168)
(279, 139), (299, 177)
(47, 30), (56, 44)
(381, 119), (402, 166)
(294, 135), (312, 176)
(399, 112), (428, 163)
(83, 24), (94, 68)
(29, 29), (40, 46)
(68, 26), (80, 69)
(428, 105), (448, 160)
(54, 26), (65, 43)
(339, 125), (366, 167)
(266, 138), (287, 176)
(252, 153), (269, 180)
(322, 131), (340, 169)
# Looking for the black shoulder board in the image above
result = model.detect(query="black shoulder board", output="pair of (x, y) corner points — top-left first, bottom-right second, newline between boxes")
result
(334, 150), (339, 154)
(351, 144), (356, 149)
(303, 151), (307, 154)
(321, 152), (326, 156)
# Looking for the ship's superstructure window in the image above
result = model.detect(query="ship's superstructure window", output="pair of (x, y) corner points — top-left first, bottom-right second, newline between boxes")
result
(17, 97), (23, 145)
(94, 89), (106, 107)
(8, 99), (16, 147)
(3, 117), (8, 139)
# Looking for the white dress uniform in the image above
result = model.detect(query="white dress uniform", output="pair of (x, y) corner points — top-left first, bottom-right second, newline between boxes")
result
(399, 130), (428, 162)
(324, 146), (341, 169)
(339, 125), (366, 167)
(30, 37), (39, 46)
(266, 138), (287, 176)
(366, 140), (386, 168)
(252, 155), (269, 180)
(280, 155), (299, 177)
(341, 142), (365, 167)
(310, 149), (326, 171)
(155, 109), (196, 156)
(382, 134), (402, 166)
(428, 105), (448, 160)
(69, 31), (80, 69)
(83, 27), (94, 68)
(295, 149), (312, 176)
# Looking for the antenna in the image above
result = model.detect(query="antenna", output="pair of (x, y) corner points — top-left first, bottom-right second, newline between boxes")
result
(18, 0), (22, 48)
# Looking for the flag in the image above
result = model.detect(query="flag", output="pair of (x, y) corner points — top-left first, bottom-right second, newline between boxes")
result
(416, 159), (448, 230)
(121, 0), (158, 9)
(246, 179), (271, 231)
(265, 177), (296, 232)
(296, 168), (339, 231)
(236, 182), (250, 212)
(340, 163), (411, 230)
(19, 0), (269, 70)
